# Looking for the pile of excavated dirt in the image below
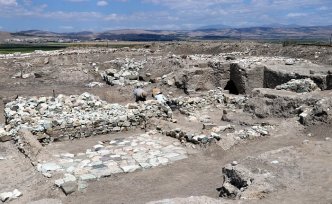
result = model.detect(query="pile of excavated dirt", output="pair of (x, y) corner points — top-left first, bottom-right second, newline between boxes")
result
(0, 41), (331, 204)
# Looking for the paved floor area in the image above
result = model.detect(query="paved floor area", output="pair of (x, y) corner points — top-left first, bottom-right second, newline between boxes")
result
(37, 130), (188, 189)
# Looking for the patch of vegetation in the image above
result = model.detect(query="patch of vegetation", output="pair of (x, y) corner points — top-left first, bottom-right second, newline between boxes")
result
(281, 39), (330, 47)
(0, 42), (148, 54)
(0, 44), (68, 54)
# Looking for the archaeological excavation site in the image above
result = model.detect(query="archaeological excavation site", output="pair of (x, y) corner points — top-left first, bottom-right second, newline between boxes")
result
(0, 41), (331, 204)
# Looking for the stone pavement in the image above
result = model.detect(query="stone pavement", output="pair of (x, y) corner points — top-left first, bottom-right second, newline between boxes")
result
(36, 130), (188, 193)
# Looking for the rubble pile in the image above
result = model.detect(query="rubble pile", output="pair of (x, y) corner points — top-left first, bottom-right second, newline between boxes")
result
(171, 89), (247, 116)
(276, 78), (320, 93)
(165, 124), (270, 146)
(219, 146), (302, 200)
(234, 125), (270, 139)
(84, 82), (104, 88)
(218, 163), (274, 200)
(102, 58), (148, 86)
(4, 93), (171, 143)
(170, 89), (233, 111)
(165, 128), (222, 145)
(299, 98), (332, 125)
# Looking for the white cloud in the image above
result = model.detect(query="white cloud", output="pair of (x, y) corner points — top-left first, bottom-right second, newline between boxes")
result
(42, 11), (103, 20)
(105, 13), (121, 21)
(97, 1), (108, 6)
(287, 13), (308, 17)
(318, 6), (329, 11)
(0, 0), (17, 6)
(60, 26), (74, 30)
(1, 0), (332, 31)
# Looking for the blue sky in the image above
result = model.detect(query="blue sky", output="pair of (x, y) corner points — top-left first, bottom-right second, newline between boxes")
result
(0, 0), (331, 32)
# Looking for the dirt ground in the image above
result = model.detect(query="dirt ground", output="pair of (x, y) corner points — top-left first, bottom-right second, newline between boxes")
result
(0, 41), (332, 204)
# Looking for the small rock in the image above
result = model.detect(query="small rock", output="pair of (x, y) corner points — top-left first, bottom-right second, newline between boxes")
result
(22, 73), (35, 79)
(120, 164), (141, 173)
(285, 59), (295, 65)
(61, 181), (77, 195)
(231, 161), (238, 166)
(0, 189), (22, 202)
(0, 135), (11, 142)
(54, 179), (64, 187)
(40, 163), (61, 172)
(12, 189), (22, 198)
(303, 140), (310, 144)
(61, 153), (75, 158)
(271, 160), (279, 164)
(63, 174), (77, 183)
(174, 128), (181, 133)
(325, 137), (330, 141)
(203, 123), (216, 130)
(42, 172), (52, 178)
(79, 174), (96, 181)
(0, 192), (13, 202)
(171, 119), (177, 123)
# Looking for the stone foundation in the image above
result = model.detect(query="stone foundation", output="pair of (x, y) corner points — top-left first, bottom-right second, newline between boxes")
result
(4, 93), (171, 144)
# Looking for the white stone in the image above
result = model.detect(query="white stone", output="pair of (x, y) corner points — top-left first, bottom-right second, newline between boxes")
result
(54, 179), (64, 187)
(79, 174), (97, 181)
(41, 163), (62, 172)
(66, 166), (76, 173)
(64, 174), (77, 182)
(120, 164), (141, 173)
(12, 189), (22, 198)
(61, 153), (75, 158)
(231, 161), (238, 166)
(0, 192), (13, 202)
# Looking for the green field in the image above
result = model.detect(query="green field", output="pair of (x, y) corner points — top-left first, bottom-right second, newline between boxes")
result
(0, 44), (68, 54)
(0, 42), (144, 54)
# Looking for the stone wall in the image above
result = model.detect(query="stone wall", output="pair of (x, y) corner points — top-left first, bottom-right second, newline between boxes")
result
(229, 63), (265, 94)
(229, 57), (329, 94)
(4, 93), (170, 144)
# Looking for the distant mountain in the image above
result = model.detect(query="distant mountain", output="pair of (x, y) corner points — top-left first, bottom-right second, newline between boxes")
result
(12, 30), (61, 38)
(261, 23), (301, 28)
(195, 24), (232, 31)
(4, 25), (332, 42)
(64, 31), (94, 35)
(97, 30), (182, 41)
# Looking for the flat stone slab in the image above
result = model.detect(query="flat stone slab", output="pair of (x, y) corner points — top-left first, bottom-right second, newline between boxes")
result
(79, 174), (97, 181)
